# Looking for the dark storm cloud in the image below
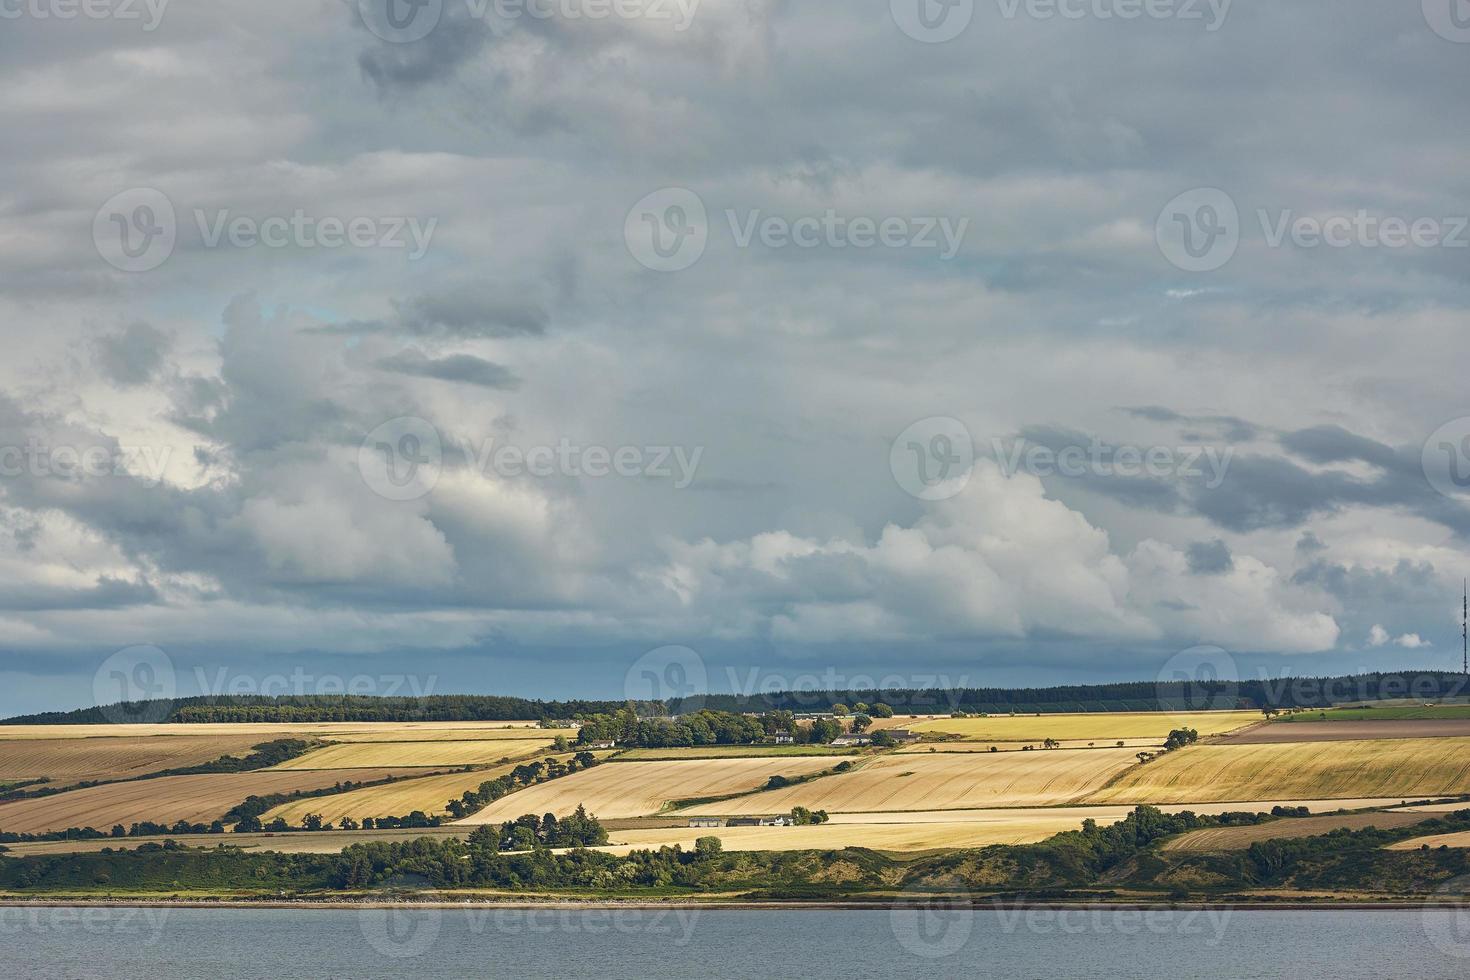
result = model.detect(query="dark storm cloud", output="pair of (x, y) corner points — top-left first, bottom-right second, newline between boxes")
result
(376, 350), (522, 389)
(1186, 539), (1234, 575)
(357, 5), (491, 93)
(1280, 425), (1399, 470)
(92, 322), (171, 386)
(306, 285), (549, 340)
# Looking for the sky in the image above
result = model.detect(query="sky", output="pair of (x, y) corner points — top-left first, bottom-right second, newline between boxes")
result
(1, 0), (1469, 717)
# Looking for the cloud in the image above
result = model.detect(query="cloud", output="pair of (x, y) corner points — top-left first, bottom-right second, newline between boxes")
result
(1186, 539), (1234, 575)
(91, 322), (171, 386)
(376, 350), (522, 390)
(1367, 624), (1429, 650)
(2, 1), (1470, 709)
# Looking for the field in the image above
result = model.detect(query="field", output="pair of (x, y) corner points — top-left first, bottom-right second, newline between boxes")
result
(0, 721), (550, 740)
(1087, 737), (1470, 804)
(0, 825), (469, 858)
(896, 738), (1162, 753)
(1163, 812), (1435, 851)
(682, 748), (1139, 816)
(261, 755), (588, 825)
(317, 727), (569, 742)
(268, 738), (555, 770)
(1224, 720), (1470, 743)
(1385, 829), (1470, 850)
(901, 710), (1260, 742)
(1, 798), (1420, 858)
(610, 746), (860, 761)
(1279, 705), (1470, 722)
(0, 734), (273, 788)
(454, 757), (847, 823)
(0, 768), (428, 835)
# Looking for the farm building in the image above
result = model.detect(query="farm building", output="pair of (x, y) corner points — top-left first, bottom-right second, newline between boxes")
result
(726, 817), (763, 827)
(772, 731), (795, 744)
(830, 734), (872, 747)
(884, 730), (920, 743)
(582, 739), (617, 749)
(688, 817), (723, 828)
(758, 816), (792, 827)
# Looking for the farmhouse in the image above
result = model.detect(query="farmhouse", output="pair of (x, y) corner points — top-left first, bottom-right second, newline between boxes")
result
(884, 729), (920, 743)
(772, 731), (795, 744)
(582, 739), (617, 750)
(688, 817), (723, 828)
(830, 734), (872, 747)
(758, 815), (791, 827)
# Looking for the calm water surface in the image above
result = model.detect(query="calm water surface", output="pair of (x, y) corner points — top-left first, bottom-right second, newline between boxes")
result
(8, 906), (1470, 978)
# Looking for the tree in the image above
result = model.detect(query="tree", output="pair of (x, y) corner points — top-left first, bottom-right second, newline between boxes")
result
(1042, 738), (1060, 749)
(870, 703), (895, 718)
(851, 703), (869, 714)
(1163, 728), (1198, 751)
(694, 836), (723, 860)
(850, 714), (872, 733)
(830, 704), (850, 716)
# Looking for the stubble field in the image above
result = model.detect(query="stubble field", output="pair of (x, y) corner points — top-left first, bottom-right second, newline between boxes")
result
(454, 757), (847, 823)
(681, 747), (1140, 815)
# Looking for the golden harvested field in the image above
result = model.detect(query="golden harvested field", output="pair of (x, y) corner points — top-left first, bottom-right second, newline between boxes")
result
(0, 734), (270, 788)
(611, 746), (859, 760)
(905, 711), (1260, 742)
(0, 798), (1416, 857)
(1386, 830), (1470, 850)
(1164, 812), (1435, 851)
(262, 755), (585, 825)
(0, 826), (468, 858)
(0, 768), (430, 835)
(1087, 737), (1470, 804)
(897, 738), (1163, 753)
(600, 821), (1059, 854)
(683, 748), (1138, 816)
(454, 757), (847, 823)
(269, 738), (555, 770)
(322, 728), (571, 743)
(0, 722), (548, 740)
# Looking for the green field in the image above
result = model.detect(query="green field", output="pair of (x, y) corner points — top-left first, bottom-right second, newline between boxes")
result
(1278, 705), (1470, 722)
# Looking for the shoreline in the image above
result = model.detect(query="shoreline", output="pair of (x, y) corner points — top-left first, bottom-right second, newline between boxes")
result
(3, 897), (1468, 912)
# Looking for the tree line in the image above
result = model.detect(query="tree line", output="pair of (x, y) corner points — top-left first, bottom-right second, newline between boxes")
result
(10, 671), (1469, 725)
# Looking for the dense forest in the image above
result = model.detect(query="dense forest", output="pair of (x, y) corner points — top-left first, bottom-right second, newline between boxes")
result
(7, 671), (1468, 725)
